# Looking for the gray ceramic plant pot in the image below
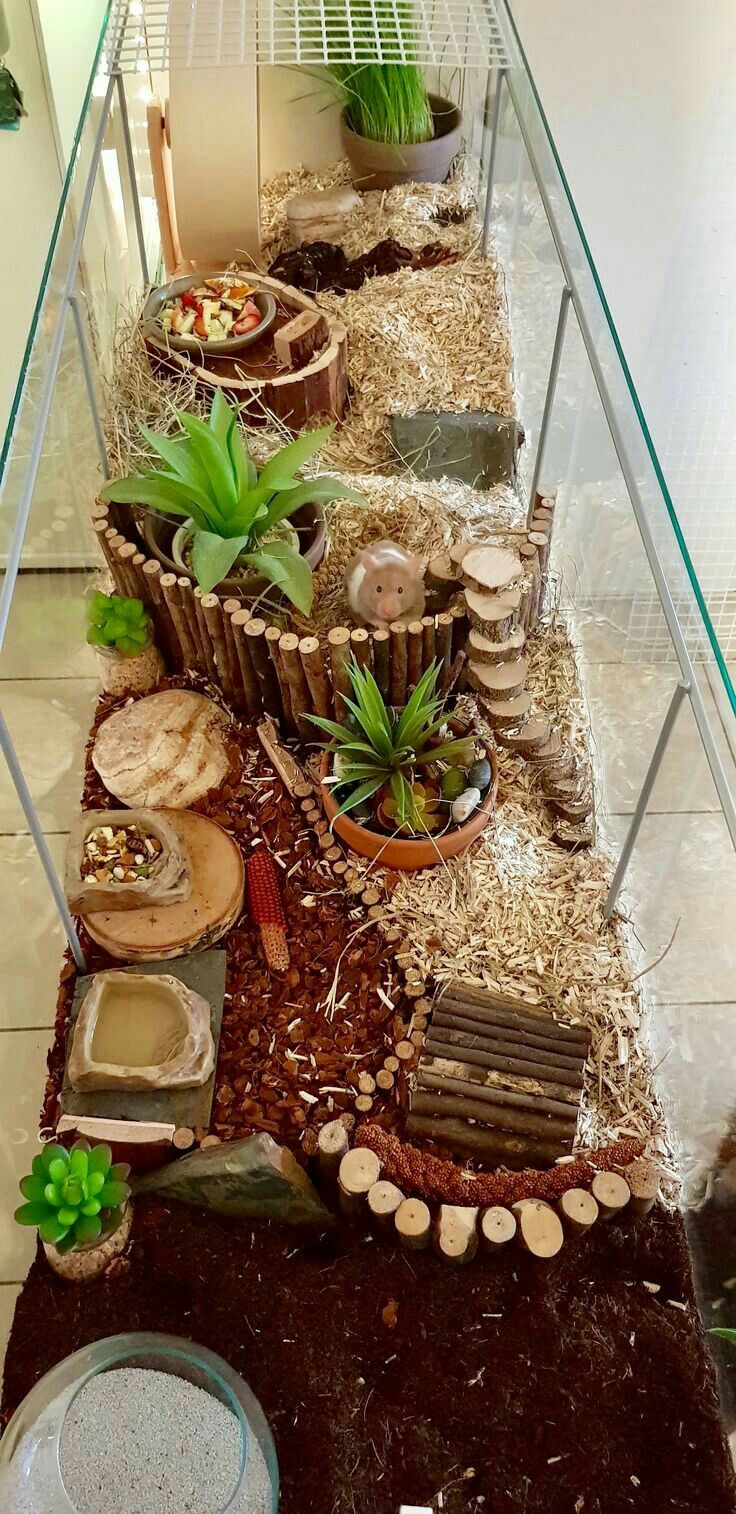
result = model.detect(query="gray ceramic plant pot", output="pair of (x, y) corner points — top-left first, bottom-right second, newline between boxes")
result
(141, 500), (327, 600)
(340, 94), (463, 191)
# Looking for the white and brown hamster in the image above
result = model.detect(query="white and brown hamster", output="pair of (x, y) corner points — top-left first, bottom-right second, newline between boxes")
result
(345, 539), (426, 627)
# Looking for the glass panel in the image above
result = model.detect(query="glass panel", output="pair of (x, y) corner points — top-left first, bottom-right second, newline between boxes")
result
(500, 0), (735, 719)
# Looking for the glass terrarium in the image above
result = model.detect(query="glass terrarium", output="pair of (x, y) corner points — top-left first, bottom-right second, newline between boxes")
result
(0, 1334), (279, 1514)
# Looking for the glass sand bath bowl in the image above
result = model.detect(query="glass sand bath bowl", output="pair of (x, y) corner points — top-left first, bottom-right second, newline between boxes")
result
(0, 1333), (279, 1513)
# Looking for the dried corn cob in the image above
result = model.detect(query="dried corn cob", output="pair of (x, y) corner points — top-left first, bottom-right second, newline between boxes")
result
(246, 848), (289, 971)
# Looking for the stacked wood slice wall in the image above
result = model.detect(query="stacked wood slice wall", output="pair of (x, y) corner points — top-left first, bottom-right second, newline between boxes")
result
(92, 500), (470, 732)
(407, 980), (592, 1167)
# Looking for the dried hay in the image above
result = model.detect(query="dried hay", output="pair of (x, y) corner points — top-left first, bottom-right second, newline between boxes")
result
(262, 158), (514, 469)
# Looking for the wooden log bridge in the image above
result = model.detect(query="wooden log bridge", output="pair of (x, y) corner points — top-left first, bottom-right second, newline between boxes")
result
(406, 980), (592, 1167)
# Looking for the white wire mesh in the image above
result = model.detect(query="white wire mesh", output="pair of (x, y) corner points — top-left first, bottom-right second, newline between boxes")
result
(106, 0), (514, 73)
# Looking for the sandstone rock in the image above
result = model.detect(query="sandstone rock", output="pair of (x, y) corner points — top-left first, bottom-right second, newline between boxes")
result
(286, 187), (361, 247)
(92, 690), (230, 808)
(68, 970), (215, 1092)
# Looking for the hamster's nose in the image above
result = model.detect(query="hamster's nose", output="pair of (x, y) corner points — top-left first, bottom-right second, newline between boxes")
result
(380, 594), (402, 621)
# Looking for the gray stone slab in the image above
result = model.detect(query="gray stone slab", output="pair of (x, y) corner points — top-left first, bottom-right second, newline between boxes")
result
(61, 950), (226, 1130)
(390, 410), (524, 489)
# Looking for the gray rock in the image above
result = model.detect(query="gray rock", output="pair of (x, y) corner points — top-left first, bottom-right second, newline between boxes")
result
(452, 786), (482, 825)
(134, 1131), (331, 1228)
(391, 411), (525, 489)
(468, 757), (492, 791)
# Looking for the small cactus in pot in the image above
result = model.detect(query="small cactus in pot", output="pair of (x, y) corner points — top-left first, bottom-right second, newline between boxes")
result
(14, 1140), (132, 1282)
(86, 591), (163, 696)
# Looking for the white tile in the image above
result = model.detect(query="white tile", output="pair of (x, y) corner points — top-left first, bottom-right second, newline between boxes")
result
(651, 1002), (736, 1206)
(0, 1030), (52, 1282)
(604, 811), (736, 1003)
(0, 834), (67, 1029)
(585, 664), (730, 814)
(0, 575), (97, 681)
(0, 1283), (20, 1381)
(0, 679), (97, 833)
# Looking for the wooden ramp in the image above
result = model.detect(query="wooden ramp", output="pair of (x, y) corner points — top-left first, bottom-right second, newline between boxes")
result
(407, 981), (591, 1168)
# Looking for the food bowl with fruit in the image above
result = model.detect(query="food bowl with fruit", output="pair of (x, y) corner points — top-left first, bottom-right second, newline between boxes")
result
(142, 272), (277, 355)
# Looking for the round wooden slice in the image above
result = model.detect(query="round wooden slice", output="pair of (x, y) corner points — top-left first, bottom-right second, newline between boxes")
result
(461, 546), (521, 594)
(494, 716), (551, 752)
(467, 627), (526, 665)
(468, 658), (527, 702)
(84, 810), (244, 961)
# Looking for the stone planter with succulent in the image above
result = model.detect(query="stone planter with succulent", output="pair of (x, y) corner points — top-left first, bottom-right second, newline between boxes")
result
(87, 590), (163, 696)
(100, 390), (364, 611)
(312, 659), (497, 870)
(14, 1140), (132, 1283)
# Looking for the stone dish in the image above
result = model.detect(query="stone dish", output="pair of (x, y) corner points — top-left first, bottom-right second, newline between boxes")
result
(142, 272), (277, 355)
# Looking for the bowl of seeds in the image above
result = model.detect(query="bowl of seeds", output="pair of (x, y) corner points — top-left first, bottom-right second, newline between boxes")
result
(65, 809), (192, 915)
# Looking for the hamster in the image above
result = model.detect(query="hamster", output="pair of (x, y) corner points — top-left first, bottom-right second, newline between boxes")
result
(345, 539), (426, 627)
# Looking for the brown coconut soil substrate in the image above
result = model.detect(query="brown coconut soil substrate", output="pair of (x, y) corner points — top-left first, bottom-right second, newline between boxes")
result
(2, 1199), (734, 1514)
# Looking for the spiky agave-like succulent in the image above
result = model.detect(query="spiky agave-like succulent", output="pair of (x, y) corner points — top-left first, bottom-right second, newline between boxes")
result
(309, 657), (474, 833)
(100, 391), (365, 607)
(14, 1140), (131, 1254)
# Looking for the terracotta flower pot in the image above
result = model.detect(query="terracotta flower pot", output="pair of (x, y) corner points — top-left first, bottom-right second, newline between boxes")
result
(340, 94), (463, 191)
(141, 501), (328, 600)
(319, 745), (497, 871)
(95, 638), (164, 697)
(43, 1204), (132, 1284)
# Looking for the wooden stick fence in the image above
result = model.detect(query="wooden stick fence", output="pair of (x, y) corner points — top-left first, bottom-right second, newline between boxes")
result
(97, 500), (572, 734)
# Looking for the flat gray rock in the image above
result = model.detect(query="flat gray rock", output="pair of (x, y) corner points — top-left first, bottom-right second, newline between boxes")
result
(391, 410), (524, 488)
(134, 1131), (331, 1228)
(61, 950), (226, 1130)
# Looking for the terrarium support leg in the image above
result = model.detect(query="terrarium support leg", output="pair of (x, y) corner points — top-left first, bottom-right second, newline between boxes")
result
(482, 68), (506, 256)
(603, 679), (689, 921)
(68, 292), (109, 480)
(115, 70), (149, 286)
(527, 283), (571, 525)
(0, 711), (86, 970)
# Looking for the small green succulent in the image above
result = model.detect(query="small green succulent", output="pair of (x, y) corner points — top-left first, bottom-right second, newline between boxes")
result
(87, 591), (152, 657)
(14, 1140), (131, 1254)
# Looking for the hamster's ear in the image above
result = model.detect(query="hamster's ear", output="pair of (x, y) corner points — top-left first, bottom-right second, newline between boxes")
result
(411, 554), (425, 575)
(359, 547), (380, 570)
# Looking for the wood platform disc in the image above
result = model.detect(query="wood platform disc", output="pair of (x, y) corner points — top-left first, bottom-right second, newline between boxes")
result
(84, 811), (244, 961)
(143, 273), (348, 428)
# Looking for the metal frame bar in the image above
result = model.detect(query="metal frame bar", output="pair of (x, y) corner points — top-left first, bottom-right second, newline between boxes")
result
(115, 70), (150, 286)
(527, 282), (571, 522)
(0, 712), (86, 970)
(482, 66), (506, 255)
(68, 292), (110, 480)
(499, 63), (736, 867)
(603, 680), (689, 920)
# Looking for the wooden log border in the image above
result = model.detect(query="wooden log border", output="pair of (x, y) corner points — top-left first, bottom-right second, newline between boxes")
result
(327, 1126), (660, 1267)
(93, 499), (472, 732)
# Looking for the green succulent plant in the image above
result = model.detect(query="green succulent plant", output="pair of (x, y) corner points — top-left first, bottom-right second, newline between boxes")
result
(309, 657), (473, 833)
(86, 591), (152, 657)
(100, 391), (365, 609)
(14, 1140), (131, 1254)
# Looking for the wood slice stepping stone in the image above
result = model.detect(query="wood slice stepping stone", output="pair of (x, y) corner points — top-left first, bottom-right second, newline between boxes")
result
(92, 690), (230, 808)
(464, 588), (517, 642)
(84, 811), (244, 961)
(468, 659), (527, 702)
(547, 791), (593, 823)
(494, 716), (551, 752)
(461, 546), (521, 594)
(479, 692), (532, 729)
(407, 979), (591, 1168)
(467, 627), (526, 664)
